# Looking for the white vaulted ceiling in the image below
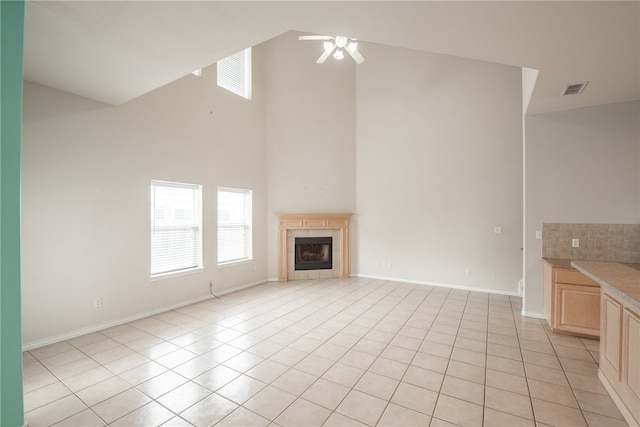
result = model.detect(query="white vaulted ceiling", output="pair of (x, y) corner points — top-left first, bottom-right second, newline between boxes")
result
(23, 1), (640, 114)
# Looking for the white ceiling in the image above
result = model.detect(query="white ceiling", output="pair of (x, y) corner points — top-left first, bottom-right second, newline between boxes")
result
(23, 1), (640, 114)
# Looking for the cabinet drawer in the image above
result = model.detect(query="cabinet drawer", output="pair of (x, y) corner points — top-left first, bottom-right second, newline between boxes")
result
(555, 269), (599, 287)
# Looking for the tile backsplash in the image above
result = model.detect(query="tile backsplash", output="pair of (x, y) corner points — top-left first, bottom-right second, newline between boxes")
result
(542, 223), (640, 263)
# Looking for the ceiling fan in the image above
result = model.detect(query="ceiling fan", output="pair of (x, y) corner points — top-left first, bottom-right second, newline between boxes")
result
(298, 35), (365, 64)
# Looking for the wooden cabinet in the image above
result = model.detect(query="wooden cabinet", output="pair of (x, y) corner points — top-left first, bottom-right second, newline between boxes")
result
(543, 261), (600, 338)
(571, 260), (640, 426)
(623, 307), (640, 423)
(600, 290), (640, 426)
(601, 293), (623, 382)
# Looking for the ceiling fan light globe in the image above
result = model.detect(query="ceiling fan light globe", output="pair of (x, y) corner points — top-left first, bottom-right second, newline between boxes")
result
(333, 49), (344, 60)
(323, 41), (334, 53)
(335, 36), (348, 48)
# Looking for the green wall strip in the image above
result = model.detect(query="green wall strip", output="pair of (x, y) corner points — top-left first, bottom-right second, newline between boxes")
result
(0, 1), (25, 426)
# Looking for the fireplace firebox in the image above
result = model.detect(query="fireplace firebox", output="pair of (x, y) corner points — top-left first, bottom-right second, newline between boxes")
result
(294, 237), (333, 271)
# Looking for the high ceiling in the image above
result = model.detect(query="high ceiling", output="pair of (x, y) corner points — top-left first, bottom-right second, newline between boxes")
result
(23, 1), (640, 114)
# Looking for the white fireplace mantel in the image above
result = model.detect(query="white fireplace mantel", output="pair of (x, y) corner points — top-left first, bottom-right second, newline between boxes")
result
(276, 213), (353, 281)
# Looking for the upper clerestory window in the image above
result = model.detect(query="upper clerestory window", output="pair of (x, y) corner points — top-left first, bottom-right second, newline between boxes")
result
(217, 48), (252, 100)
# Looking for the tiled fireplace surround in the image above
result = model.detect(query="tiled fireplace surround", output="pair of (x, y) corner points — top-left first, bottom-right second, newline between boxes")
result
(276, 213), (352, 281)
(542, 222), (640, 262)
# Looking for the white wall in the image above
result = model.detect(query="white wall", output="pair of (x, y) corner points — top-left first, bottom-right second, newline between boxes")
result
(523, 101), (640, 316)
(21, 47), (268, 346)
(355, 44), (523, 294)
(265, 32), (357, 280)
(28, 31), (633, 345)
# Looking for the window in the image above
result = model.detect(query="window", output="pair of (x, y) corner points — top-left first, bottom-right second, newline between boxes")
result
(217, 48), (252, 100)
(218, 187), (252, 265)
(151, 181), (202, 278)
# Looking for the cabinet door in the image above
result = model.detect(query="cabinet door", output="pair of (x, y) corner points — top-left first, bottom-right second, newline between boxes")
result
(556, 283), (600, 337)
(623, 307), (640, 424)
(602, 293), (623, 383)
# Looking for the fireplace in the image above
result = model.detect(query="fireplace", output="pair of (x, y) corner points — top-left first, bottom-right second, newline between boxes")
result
(295, 237), (333, 271)
(276, 213), (352, 281)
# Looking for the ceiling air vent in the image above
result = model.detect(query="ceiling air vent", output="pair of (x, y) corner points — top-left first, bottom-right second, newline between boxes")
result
(562, 81), (589, 96)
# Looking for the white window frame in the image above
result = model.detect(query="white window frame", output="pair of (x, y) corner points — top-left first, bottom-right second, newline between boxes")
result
(217, 187), (253, 266)
(150, 180), (203, 280)
(217, 48), (252, 100)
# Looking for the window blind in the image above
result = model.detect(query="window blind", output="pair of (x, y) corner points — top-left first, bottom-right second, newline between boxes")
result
(218, 187), (252, 264)
(151, 181), (202, 276)
(217, 48), (252, 100)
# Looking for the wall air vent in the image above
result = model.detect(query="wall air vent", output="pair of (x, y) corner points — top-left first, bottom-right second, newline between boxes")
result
(562, 81), (589, 96)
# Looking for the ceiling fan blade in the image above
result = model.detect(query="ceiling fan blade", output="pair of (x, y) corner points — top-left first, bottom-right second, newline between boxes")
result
(299, 35), (333, 41)
(347, 48), (365, 64)
(316, 46), (335, 63)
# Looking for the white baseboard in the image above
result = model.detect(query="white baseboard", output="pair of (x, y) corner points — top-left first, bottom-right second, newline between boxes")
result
(354, 273), (520, 297)
(22, 279), (267, 351)
(210, 279), (268, 297)
(521, 309), (545, 319)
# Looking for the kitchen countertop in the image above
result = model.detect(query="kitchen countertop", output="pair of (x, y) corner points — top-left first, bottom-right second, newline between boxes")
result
(571, 260), (640, 311)
(542, 258), (575, 269)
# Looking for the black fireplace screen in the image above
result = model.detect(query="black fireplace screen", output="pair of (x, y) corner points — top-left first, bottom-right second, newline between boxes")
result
(294, 237), (333, 270)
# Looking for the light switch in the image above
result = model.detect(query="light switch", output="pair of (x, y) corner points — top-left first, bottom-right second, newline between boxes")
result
(535, 230), (542, 239)
(572, 238), (580, 248)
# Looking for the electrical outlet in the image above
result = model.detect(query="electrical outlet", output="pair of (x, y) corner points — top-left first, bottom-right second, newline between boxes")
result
(94, 298), (102, 308)
(572, 238), (580, 248)
(465, 268), (471, 276)
(494, 226), (503, 234)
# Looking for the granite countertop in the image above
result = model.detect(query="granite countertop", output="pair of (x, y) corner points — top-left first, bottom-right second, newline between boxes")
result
(571, 260), (640, 310)
(542, 258), (575, 269)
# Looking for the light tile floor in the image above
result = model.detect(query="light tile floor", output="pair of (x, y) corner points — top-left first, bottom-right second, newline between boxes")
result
(23, 278), (629, 427)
